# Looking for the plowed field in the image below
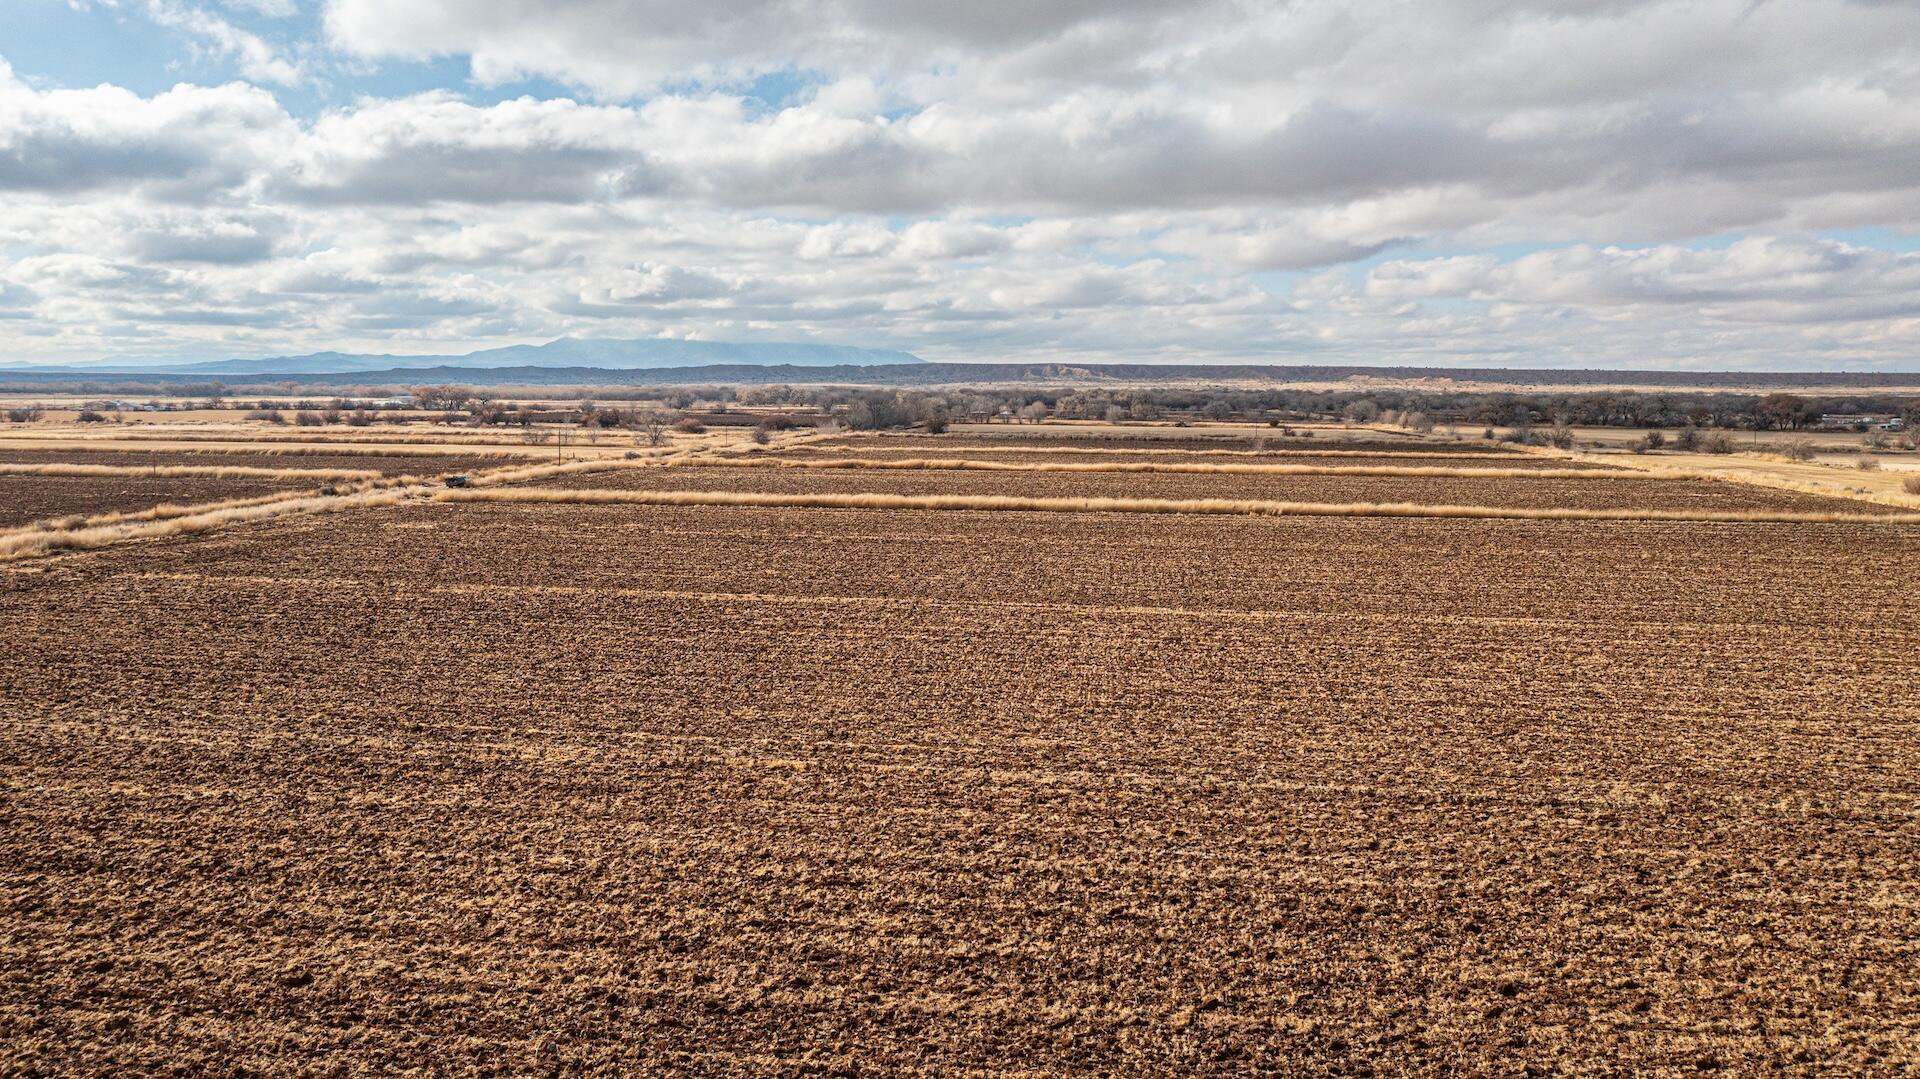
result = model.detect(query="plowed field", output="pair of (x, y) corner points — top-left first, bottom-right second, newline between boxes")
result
(838, 434), (1474, 452)
(0, 451), (515, 527)
(774, 446), (1602, 468)
(1, 477), (338, 528)
(537, 463), (1899, 514)
(0, 449), (513, 474)
(4, 496), (1918, 1074)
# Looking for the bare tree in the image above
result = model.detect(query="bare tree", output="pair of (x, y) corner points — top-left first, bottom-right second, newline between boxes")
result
(631, 410), (669, 447)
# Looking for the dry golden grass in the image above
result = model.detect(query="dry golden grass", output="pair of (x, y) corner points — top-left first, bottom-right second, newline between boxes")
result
(0, 462), (381, 481)
(1525, 445), (1920, 511)
(460, 453), (676, 487)
(436, 485), (1920, 525)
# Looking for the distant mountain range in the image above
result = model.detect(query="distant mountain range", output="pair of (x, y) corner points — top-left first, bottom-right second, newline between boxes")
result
(0, 338), (925, 376)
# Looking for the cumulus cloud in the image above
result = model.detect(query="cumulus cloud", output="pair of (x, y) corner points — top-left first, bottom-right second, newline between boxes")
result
(0, 60), (290, 197)
(281, 94), (644, 205)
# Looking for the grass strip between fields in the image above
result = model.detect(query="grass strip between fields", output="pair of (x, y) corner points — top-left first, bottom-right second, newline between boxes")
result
(665, 456), (1651, 480)
(433, 486), (1920, 525)
(460, 451), (687, 486)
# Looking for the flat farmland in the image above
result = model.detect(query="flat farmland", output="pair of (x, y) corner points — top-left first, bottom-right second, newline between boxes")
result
(835, 433), (1472, 453)
(533, 462), (1900, 514)
(0, 449), (522, 528)
(0, 476), (347, 528)
(774, 446), (1612, 468)
(3, 497), (1918, 1074)
(0, 449), (516, 474)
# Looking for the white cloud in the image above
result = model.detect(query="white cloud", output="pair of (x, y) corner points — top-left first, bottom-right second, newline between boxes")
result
(5, 1), (1920, 368)
(0, 59), (292, 196)
(1365, 239), (1920, 325)
(145, 1), (304, 86)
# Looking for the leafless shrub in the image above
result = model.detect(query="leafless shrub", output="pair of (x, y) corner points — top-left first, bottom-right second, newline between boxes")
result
(1701, 432), (1735, 454)
(1634, 431), (1666, 453)
(245, 409), (285, 424)
(294, 410), (325, 426)
(1779, 440), (1817, 462)
(631, 410), (670, 447)
(1904, 476), (1920, 495)
(674, 417), (707, 434)
(1856, 456), (1881, 471)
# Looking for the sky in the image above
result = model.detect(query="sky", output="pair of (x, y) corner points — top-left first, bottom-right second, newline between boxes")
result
(2, 1), (1919, 370)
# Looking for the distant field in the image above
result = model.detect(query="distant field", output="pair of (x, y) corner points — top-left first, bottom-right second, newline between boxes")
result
(2, 421), (1917, 1073)
(0, 477), (338, 528)
(538, 462), (1901, 514)
(780, 444), (1601, 467)
(0, 449), (510, 474)
(894, 429), (1457, 451)
(0, 448), (509, 528)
